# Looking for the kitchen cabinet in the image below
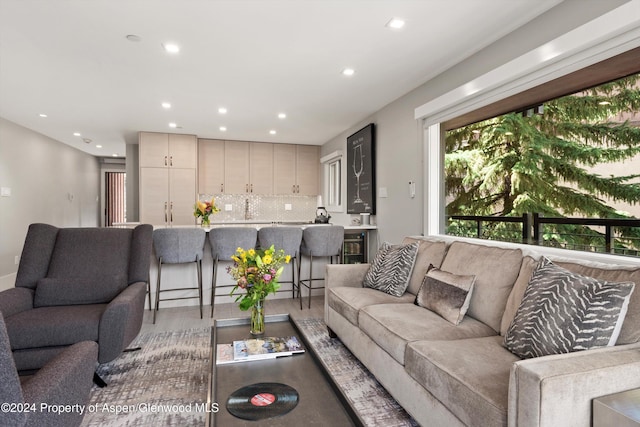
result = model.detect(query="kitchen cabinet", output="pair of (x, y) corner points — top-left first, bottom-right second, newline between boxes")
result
(139, 132), (197, 225)
(273, 144), (318, 195)
(249, 142), (274, 194)
(139, 132), (197, 169)
(223, 141), (250, 194)
(198, 139), (225, 194)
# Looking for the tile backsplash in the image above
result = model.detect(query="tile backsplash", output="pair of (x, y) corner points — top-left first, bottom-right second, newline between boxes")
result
(199, 194), (318, 223)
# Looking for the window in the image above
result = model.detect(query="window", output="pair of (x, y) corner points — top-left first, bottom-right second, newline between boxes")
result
(321, 151), (343, 212)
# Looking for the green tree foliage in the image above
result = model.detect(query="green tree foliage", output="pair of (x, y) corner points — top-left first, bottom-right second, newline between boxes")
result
(445, 74), (640, 253)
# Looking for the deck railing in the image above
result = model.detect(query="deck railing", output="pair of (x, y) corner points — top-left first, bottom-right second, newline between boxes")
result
(446, 213), (640, 257)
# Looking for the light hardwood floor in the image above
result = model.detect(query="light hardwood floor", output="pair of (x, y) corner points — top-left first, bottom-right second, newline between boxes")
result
(141, 295), (326, 334)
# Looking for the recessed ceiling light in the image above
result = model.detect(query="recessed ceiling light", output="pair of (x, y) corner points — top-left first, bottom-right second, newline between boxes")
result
(169, 122), (177, 128)
(270, 130), (277, 135)
(278, 113), (287, 119)
(218, 107), (228, 114)
(39, 113), (47, 118)
(161, 102), (171, 109)
(162, 43), (180, 54)
(386, 18), (405, 29)
(342, 68), (355, 76)
(112, 153), (119, 157)
(126, 34), (142, 42)
(73, 132), (81, 137)
(219, 126), (227, 132)
(96, 145), (103, 149)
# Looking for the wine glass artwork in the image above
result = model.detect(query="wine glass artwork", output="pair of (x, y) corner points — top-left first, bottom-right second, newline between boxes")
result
(352, 144), (364, 204)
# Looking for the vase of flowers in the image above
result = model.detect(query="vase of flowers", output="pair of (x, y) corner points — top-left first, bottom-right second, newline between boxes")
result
(228, 245), (291, 336)
(194, 197), (220, 227)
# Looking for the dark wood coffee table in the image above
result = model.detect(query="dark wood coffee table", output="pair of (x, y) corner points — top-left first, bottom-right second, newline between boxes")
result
(206, 314), (360, 426)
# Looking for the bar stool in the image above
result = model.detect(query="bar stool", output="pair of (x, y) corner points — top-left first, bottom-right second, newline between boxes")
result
(298, 225), (344, 309)
(152, 228), (206, 324)
(209, 227), (258, 317)
(258, 226), (303, 298)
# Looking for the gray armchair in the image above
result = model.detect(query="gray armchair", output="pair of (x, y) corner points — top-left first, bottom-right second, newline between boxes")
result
(0, 223), (153, 372)
(0, 312), (98, 427)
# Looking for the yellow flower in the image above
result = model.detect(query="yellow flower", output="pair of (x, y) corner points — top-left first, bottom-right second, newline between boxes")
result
(262, 254), (273, 265)
(248, 249), (256, 257)
(197, 200), (207, 213)
(285, 255), (291, 263)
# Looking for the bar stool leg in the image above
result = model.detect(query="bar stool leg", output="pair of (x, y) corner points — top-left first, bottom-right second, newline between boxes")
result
(197, 259), (203, 319)
(308, 254), (314, 309)
(210, 256), (219, 318)
(153, 258), (162, 324)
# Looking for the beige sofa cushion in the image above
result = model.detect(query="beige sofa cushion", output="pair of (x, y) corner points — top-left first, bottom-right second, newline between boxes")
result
(405, 336), (520, 427)
(440, 241), (523, 332)
(554, 259), (640, 345)
(327, 287), (415, 326)
(358, 303), (496, 364)
(501, 254), (640, 345)
(402, 237), (448, 295)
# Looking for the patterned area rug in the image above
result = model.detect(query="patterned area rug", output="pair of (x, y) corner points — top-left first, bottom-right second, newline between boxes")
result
(295, 318), (418, 427)
(81, 319), (417, 426)
(81, 328), (210, 426)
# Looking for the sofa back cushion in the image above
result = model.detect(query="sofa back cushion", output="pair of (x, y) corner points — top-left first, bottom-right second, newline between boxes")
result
(440, 241), (523, 333)
(402, 237), (448, 295)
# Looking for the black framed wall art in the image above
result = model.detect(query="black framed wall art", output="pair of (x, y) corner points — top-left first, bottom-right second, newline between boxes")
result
(347, 123), (375, 214)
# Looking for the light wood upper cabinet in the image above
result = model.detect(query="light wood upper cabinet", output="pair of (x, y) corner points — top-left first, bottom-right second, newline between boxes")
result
(249, 142), (274, 194)
(224, 140), (250, 194)
(295, 145), (319, 195)
(198, 139), (225, 194)
(273, 144), (297, 194)
(196, 138), (318, 196)
(273, 144), (319, 195)
(139, 132), (197, 168)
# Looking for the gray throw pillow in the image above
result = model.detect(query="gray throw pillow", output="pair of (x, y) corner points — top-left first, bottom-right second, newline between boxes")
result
(34, 275), (128, 307)
(363, 242), (419, 297)
(415, 266), (476, 325)
(504, 257), (635, 359)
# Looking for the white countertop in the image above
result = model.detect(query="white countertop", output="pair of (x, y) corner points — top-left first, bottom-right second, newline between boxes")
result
(111, 222), (376, 231)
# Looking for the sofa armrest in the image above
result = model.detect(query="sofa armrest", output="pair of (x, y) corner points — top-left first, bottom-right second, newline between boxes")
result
(98, 281), (146, 363)
(22, 340), (98, 427)
(325, 264), (370, 289)
(508, 342), (640, 427)
(0, 287), (34, 318)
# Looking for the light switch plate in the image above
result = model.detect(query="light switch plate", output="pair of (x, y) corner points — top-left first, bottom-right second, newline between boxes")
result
(285, 204), (292, 211)
(224, 204), (233, 211)
(379, 187), (388, 198)
(0, 187), (11, 197)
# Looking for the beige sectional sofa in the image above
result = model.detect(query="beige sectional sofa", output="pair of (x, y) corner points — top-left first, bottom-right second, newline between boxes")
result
(324, 236), (640, 427)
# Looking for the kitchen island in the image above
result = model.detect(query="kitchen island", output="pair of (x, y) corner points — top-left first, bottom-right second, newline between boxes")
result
(113, 222), (376, 310)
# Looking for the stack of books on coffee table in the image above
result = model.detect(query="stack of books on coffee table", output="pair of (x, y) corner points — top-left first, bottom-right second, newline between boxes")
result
(216, 336), (304, 365)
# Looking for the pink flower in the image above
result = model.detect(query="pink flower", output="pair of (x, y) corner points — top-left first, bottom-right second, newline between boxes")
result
(263, 274), (272, 282)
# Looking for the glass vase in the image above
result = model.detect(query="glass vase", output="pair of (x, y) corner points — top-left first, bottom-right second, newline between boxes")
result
(201, 216), (210, 227)
(250, 297), (266, 337)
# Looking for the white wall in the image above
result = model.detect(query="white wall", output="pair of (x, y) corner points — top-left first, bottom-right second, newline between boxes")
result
(0, 117), (100, 289)
(320, 0), (630, 244)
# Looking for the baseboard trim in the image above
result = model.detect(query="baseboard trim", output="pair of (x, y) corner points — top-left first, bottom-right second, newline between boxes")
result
(0, 273), (16, 291)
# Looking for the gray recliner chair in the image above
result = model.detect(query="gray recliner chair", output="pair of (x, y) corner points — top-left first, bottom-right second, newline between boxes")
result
(0, 312), (98, 427)
(0, 223), (153, 373)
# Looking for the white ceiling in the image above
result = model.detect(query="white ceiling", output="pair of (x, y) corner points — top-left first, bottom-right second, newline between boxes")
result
(0, 0), (561, 158)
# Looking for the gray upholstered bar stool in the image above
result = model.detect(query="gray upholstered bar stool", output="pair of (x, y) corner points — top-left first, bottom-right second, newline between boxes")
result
(209, 227), (258, 317)
(258, 226), (303, 298)
(152, 228), (206, 324)
(298, 225), (344, 309)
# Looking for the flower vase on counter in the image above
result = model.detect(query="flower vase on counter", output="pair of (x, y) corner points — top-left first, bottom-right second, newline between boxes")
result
(194, 197), (219, 227)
